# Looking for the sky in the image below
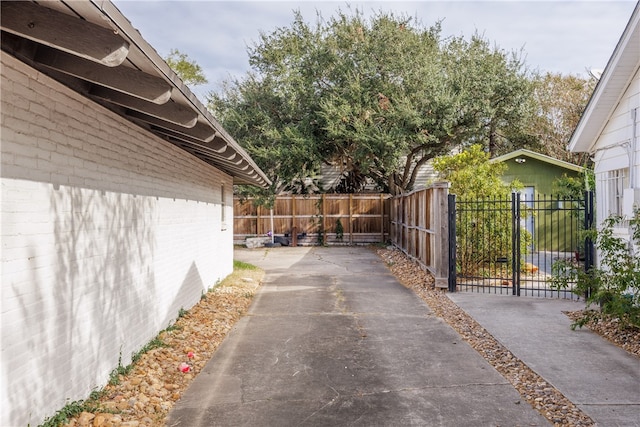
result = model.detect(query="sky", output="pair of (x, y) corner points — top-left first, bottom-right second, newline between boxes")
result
(112, 1), (638, 99)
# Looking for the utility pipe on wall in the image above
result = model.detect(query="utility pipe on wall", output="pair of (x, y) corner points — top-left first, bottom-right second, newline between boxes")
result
(631, 107), (638, 189)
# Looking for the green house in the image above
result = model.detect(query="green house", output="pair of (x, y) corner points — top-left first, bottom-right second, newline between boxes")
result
(491, 149), (586, 252)
(492, 149), (584, 195)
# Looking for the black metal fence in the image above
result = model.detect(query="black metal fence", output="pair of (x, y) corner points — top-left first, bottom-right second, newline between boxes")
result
(448, 191), (594, 298)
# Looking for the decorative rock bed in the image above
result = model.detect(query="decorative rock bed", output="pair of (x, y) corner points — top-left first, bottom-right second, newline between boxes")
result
(60, 246), (638, 427)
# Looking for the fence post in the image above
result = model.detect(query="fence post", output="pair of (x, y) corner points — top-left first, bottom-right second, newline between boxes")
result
(322, 194), (327, 244)
(432, 182), (450, 289)
(511, 192), (521, 296)
(292, 195), (296, 237)
(389, 195), (396, 246)
(448, 193), (456, 292)
(399, 194), (407, 251)
(584, 190), (595, 298)
(380, 193), (385, 243)
(349, 194), (353, 244)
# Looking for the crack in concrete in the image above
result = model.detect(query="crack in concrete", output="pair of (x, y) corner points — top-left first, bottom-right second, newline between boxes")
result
(241, 381), (514, 406)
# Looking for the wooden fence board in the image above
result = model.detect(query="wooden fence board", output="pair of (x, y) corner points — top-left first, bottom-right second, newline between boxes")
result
(389, 183), (449, 288)
(234, 194), (391, 244)
(234, 186), (449, 288)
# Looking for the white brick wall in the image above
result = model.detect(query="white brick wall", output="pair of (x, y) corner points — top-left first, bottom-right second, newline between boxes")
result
(1, 51), (235, 427)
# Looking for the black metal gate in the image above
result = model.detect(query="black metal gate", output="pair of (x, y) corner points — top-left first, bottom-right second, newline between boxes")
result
(448, 191), (594, 298)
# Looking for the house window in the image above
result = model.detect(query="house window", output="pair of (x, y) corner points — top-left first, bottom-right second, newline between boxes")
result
(602, 168), (629, 216)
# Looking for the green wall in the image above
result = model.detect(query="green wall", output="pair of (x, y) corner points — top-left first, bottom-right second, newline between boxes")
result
(500, 156), (582, 196)
(499, 155), (583, 253)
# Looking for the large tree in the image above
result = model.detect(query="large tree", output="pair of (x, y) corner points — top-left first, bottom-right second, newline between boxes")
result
(524, 72), (595, 165)
(210, 9), (535, 195)
(443, 37), (536, 157)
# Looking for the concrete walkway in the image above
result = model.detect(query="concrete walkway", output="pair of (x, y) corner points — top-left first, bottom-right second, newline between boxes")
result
(448, 292), (640, 427)
(169, 247), (546, 426)
(168, 246), (638, 426)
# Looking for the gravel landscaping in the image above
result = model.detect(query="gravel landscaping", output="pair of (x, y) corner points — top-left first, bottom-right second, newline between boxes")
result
(59, 267), (264, 427)
(564, 310), (640, 357)
(377, 246), (640, 426)
(59, 246), (638, 427)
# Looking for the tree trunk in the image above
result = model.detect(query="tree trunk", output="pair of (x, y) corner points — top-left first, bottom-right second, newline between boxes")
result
(488, 122), (498, 157)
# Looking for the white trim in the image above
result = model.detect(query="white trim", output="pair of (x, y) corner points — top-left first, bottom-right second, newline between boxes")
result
(568, 3), (640, 153)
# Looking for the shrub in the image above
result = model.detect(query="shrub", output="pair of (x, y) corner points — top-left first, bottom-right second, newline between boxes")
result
(550, 210), (640, 329)
(335, 219), (344, 241)
(433, 144), (529, 276)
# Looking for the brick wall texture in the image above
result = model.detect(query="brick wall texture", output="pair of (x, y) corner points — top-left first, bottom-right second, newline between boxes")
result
(1, 51), (234, 426)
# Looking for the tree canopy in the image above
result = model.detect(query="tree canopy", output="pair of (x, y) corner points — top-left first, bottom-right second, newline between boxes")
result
(165, 48), (208, 87)
(210, 9), (582, 196)
(432, 144), (518, 199)
(525, 72), (595, 165)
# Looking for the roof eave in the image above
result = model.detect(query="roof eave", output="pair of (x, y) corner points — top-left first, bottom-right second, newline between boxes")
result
(491, 149), (584, 172)
(567, 2), (640, 154)
(0, 0), (270, 188)
(95, 1), (271, 187)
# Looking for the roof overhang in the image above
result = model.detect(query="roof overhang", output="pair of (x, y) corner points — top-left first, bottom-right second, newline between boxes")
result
(567, 2), (640, 154)
(0, 0), (270, 187)
(490, 149), (584, 173)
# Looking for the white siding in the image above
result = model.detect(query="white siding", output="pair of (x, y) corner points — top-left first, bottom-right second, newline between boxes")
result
(1, 52), (234, 426)
(592, 67), (640, 225)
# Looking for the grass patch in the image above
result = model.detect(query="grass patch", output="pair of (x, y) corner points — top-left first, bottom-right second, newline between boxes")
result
(233, 260), (258, 270)
(162, 322), (181, 333)
(131, 337), (167, 364)
(108, 336), (169, 386)
(39, 399), (103, 427)
(214, 261), (264, 292)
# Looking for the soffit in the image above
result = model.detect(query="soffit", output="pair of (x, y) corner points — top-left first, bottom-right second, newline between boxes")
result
(0, 0), (270, 187)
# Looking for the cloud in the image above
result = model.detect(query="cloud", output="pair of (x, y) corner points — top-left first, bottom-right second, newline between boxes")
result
(114, 0), (637, 97)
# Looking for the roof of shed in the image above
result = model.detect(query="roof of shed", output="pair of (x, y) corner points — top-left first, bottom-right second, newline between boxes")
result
(0, 0), (270, 187)
(490, 149), (584, 173)
(567, 2), (640, 153)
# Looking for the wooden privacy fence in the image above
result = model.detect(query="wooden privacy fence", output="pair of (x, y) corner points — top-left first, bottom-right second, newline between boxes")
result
(234, 193), (391, 245)
(389, 182), (450, 289)
(234, 184), (450, 288)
